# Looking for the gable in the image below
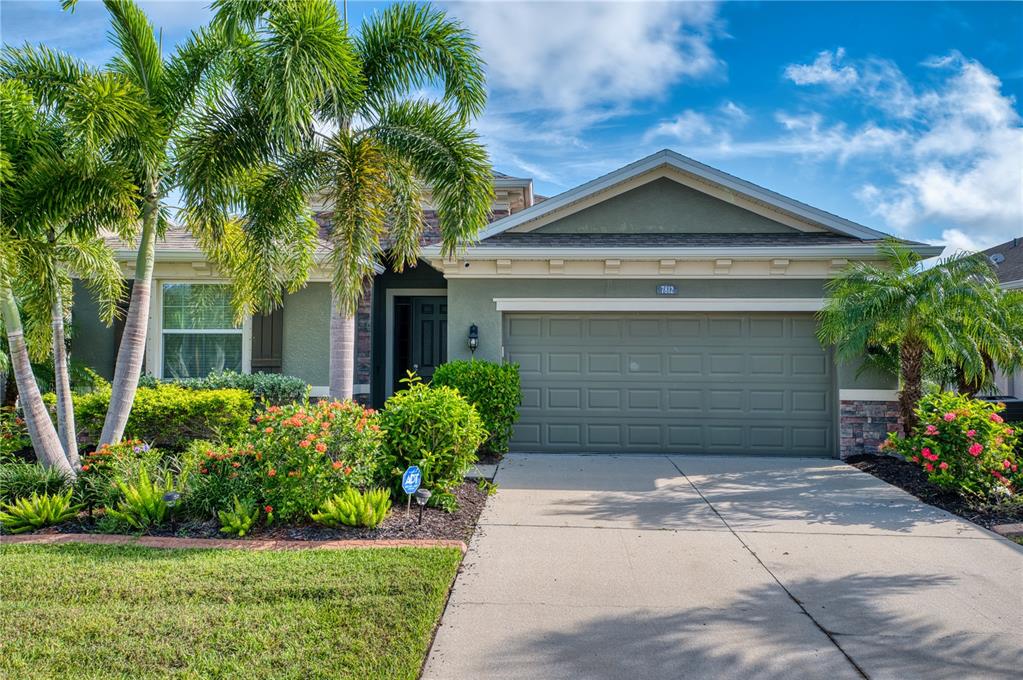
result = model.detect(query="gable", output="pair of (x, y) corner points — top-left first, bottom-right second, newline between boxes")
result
(530, 178), (803, 235)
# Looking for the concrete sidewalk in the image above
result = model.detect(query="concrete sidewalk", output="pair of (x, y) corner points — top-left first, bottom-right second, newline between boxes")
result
(423, 454), (1023, 680)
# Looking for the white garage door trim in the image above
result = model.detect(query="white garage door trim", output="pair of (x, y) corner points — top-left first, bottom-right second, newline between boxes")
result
(495, 297), (825, 312)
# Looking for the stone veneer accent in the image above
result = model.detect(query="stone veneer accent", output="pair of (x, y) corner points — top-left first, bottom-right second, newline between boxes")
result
(839, 400), (902, 459)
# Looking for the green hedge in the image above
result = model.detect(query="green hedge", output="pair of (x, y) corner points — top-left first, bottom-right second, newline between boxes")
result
(432, 361), (521, 454)
(137, 371), (308, 407)
(73, 384), (253, 451)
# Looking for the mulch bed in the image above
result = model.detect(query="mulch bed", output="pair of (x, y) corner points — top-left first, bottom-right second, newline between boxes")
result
(42, 480), (489, 544)
(847, 453), (1023, 530)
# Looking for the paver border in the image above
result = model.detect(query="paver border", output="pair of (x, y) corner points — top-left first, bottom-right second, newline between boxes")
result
(2, 533), (467, 553)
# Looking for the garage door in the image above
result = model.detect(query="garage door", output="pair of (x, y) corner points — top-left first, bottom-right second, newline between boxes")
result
(504, 313), (835, 456)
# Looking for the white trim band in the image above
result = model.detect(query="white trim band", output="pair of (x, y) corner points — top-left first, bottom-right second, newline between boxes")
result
(493, 297), (824, 312)
(839, 389), (899, 402)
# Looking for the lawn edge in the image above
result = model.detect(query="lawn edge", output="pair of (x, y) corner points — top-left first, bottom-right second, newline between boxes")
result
(1, 532), (466, 553)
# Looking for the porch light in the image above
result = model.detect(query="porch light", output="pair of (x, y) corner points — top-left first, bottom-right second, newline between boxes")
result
(468, 324), (479, 355)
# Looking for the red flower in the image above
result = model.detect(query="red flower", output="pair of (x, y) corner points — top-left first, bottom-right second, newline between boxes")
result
(232, 462), (241, 468)
(264, 426), (274, 434)
(315, 443), (327, 453)
(81, 464), (91, 472)
(299, 440), (310, 448)
(267, 468), (277, 477)
(265, 505), (273, 513)
(332, 461), (343, 470)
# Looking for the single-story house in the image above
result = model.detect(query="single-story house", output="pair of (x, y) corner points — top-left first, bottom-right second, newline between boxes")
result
(73, 149), (943, 458)
(984, 237), (1023, 398)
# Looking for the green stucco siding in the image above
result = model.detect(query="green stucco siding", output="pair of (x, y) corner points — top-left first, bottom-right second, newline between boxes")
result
(836, 356), (898, 390)
(71, 280), (116, 380)
(281, 283), (330, 385)
(534, 178), (800, 235)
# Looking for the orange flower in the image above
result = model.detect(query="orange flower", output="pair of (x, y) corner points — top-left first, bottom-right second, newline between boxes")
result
(332, 461), (343, 470)
(299, 440), (310, 448)
(264, 426), (274, 434)
(267, 468), (277, 477)
(315, 443), (327, 453)
(232, 462), (241, 468)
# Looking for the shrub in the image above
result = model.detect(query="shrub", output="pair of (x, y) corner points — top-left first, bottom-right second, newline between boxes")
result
(311, 488), (391, 529)
(379, 375), (486, 511)
(138, 371), (307, 408)
(0, 462), (69, 503)
(0, 489), (79, 533)
(0, 407), (31, 460)
(75, 440), (164, 510)
(885, 392), (1021, 498)
(218, 496), (260, 537)
(432, 361), (520, 454)
(73, 384), (253, 450)
(179, 440), (262, 519)
(104, 467), (178, 531)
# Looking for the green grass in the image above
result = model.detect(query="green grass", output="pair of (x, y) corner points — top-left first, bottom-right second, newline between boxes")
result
(0, 543), (463, 679)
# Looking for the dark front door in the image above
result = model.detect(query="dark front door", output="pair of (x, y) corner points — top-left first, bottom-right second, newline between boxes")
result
(394, 296), (447, 390)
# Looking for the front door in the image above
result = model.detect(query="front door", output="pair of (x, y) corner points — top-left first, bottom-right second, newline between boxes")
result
(394, 296), (447, 390)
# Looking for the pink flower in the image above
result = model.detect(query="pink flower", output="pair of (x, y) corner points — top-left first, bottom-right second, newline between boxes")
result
(1006, 428), (1015, 436)
(943, 412), (956, 422)
(924, 462), (935, 473)
(967, 430), (977, 438)
(925, 424), (939, 435)
(1003, 460), (1012, 469)
(921, 448), (938, 461)
(939, 462), (949, 470)
(910, 456), (920, 463)
(990, 413), (1004, 423)
(968, 443), (983, 456)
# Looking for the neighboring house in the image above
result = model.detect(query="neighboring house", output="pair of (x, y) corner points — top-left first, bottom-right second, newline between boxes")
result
(983, 237), (1023, 398)
(72, 149), (942, 459)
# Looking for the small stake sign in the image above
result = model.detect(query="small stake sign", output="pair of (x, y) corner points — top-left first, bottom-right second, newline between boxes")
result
(402, 466), (422, 517)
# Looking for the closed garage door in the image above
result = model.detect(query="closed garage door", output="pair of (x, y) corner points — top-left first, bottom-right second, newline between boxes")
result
(504, 313), (835, 456)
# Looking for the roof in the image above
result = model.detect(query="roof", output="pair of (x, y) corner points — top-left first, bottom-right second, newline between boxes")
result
(471, 149), (897, 243)
(479, 232), (859, 248)
(983, 237), (1023, 287)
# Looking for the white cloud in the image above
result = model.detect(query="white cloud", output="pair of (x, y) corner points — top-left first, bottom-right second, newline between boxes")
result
(644, 110), (716, 144)
(784, 48), (858, 88)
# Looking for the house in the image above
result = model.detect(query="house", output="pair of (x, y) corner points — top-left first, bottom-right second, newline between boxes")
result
(983, 237), (1023, 398)
(72, 149), (942, 458)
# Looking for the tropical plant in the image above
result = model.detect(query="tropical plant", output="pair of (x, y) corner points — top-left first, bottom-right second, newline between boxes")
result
(432, 361), (521, 454)
(818, 239), (1012, 431)
(883, 392), (1021, 498)
(311, 487), (391, 529)
(75, 439), (163, 510)
(104, 466), (177, 530)
(0, 406), (31, 460)
(179, 1), (494, 399)
(218, 495), (260, 537)
(379, 373), (485, 511)
(0, 461), (69, 503)
(0, 489), (79, 533)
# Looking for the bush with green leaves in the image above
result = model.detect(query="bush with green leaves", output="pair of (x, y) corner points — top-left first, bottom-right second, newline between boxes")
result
(0, 407), (31, 460)
(311, 488), (391, 529)
(75, 440), (165, 510)
(0, 489), (79, 534)
(139, 371), (307, 408)
(432, 361), (520, 454)
(73, 384), (253, 450)
(218, 496), (260, 537)
(380, 375), (486, 511)
(884, 392), (1021, 498)
(103, 467), (178, 531)
(0, 462), (69, 503)
(179, 440), (262, 519)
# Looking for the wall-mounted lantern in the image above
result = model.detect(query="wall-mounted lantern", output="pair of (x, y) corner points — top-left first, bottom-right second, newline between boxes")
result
(468, 323), (479, 356)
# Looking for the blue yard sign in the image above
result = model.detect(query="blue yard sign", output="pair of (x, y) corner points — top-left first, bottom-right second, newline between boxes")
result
(401, 466), (422, 495)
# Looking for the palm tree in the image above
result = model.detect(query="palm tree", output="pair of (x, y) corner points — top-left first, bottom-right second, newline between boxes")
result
(818, 239), (1007, 432)
(0, 76), (137, 473)
(178, 1), (493, 399)
(5, 0), (231, 446)
(954, 288), (1023, 395)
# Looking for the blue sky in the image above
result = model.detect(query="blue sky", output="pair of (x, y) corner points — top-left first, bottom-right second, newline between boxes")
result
(3, 1), (1021, 252)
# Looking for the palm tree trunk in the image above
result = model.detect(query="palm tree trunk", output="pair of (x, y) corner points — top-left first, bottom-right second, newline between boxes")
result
(51, 287), (80, 469)
(100, 190), (158, 446)
(329, 300), (355, 400)
(899, 337), (925, 434)
(0, 283), (73, 477)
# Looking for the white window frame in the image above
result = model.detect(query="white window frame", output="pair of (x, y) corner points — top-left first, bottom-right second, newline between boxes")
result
(147, 280), (252, 379)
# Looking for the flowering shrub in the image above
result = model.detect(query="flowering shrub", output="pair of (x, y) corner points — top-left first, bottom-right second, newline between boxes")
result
(179, 440), (263, 519)
(0, 407), (30, 460)
(76, 440), (163, 510)
(884, 392), (1021, 498)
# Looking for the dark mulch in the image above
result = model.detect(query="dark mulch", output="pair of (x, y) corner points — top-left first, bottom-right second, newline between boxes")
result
(47, 481), (489, 544)
(847, 453), (1023, 530)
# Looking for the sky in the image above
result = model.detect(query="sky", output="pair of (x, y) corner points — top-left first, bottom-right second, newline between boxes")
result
(2, 1), (1022, 253)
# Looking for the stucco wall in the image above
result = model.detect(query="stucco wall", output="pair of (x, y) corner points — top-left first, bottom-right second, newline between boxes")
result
(445, 277), (896, 392)
(281, 283), (331, 385)
(534, 178), (800, 235)
(71, 280), (116, 380)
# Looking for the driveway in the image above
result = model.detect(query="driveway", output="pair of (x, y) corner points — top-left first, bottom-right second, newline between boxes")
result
(423, 454), (1023, 680)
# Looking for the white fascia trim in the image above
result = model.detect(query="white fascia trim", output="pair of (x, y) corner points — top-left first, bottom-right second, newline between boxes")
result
(839, 389), (899, 402)
(494, 297), (824, 312)
(424, 243), (944, 260)
(474, 149), (891, 241)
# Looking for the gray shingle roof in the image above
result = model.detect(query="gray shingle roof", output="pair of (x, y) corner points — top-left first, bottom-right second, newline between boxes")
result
(477, 232), (864, 248)
(983, 237), (1023, 284)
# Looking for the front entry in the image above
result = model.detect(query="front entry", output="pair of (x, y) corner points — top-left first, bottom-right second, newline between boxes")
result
(393, 296), (447, 391)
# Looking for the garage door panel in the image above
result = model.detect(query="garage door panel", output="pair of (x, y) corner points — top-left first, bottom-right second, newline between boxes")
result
(505, 312), (834, 456)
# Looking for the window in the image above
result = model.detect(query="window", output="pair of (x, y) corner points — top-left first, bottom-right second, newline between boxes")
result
(161, 283), (243, 379)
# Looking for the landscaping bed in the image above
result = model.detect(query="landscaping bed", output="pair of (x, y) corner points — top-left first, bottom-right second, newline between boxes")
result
(0, 542), (462, 679)
(848, 453), (1023, 530)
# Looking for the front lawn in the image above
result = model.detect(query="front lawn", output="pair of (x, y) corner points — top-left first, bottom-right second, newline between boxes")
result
(0, 543), (462, 679)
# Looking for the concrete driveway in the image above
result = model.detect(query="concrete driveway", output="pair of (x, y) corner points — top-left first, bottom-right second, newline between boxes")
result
(424, 454), (1023, 680)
